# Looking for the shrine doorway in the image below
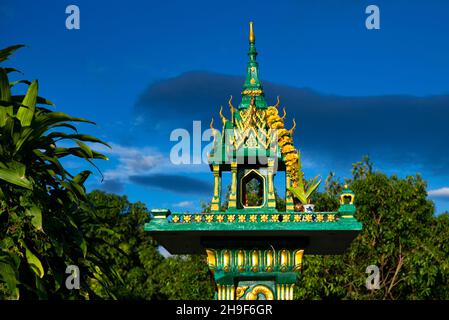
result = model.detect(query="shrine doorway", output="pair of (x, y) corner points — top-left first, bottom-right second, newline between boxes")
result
(240, 169), (265, 208)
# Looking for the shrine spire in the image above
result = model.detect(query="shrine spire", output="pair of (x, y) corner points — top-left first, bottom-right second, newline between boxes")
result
(239, 22), (267, 109)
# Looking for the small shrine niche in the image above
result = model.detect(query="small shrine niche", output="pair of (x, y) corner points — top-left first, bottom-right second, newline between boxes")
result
(241, 169), (265, 208)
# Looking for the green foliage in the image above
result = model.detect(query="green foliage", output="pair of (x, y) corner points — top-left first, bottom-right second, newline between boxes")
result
(77, 190), (163, 299)
(0, 45), (109, 299)
(296, 157), (449, 300)
(79, 190), (214, 300)
(288, 151), (321, 205)
(157, 255), (214, 300)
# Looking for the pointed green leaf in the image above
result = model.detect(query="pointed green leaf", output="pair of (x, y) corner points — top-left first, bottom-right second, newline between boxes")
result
(4, 67), (21, 74)
(9, 79), (31, 88)
(0, 68), (12, 126)
(12, 94), (54, 106)
(16, 80), (38, 126)
(22, 243), (44, 279)
(73, 170), (92, 185)
(0, 161), (33, 189)
(26, 205), (43, 231)
(0, 45), (25, 62)
(0, 251), (21, 299)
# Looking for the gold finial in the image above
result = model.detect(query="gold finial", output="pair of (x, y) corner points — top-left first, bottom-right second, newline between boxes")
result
(344, 184), (348, 189)
(249, 21), (255, 43)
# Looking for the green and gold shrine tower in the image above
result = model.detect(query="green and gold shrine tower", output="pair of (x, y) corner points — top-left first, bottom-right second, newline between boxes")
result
(145, 22), (362, 300)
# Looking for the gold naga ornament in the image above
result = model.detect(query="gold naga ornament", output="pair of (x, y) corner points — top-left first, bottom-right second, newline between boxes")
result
(265, 97), (299, 186)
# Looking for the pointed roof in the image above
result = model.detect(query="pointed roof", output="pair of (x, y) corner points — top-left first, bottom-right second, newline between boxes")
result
(238, 22), (268, 109)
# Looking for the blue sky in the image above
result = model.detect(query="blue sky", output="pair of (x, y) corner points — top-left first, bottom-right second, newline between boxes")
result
(1, 0), (448, 213)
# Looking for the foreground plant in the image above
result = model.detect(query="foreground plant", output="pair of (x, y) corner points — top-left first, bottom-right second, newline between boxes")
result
(0, 45), (112, 299)
(287, 151), (321, 206)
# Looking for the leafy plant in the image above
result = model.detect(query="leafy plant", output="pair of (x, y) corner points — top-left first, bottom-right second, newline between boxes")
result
(288, 151), (321, 205)
(0, 45), (111, 299)
(295, 157), (449, 300)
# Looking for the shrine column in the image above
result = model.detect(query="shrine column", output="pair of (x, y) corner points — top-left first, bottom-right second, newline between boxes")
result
(228, 162), (238, 210)
(211, 165), (222, 212)
(285, 172), (294, 211)
(267, 159), (276, 210)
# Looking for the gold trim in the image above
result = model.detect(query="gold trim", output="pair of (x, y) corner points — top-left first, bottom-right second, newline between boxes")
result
(340, 193), (355, 205)
(249, 21), (255, 43)
(245, 285), (274, 300)
(237, 250), (245, 271)
(223, 250), (230, 272)
(251, 250), (259, 272)
(265, 250), (274, 272)
(238, 214), (247, 222)
(206, 249), (216, 269)
(236, 286), (248, 300)
(293, 249), (304, 272)
(280, 249), (289, 271)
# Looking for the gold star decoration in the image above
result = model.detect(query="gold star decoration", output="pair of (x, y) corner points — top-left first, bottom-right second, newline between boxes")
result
(271, 214), (279, 222)
(260, 214), (269, 222)
(227, 214), (235, 222)
(183, 215), (191, 223)
(282, 214), (291, 222)
(216, 215), (224, 223)
(238, 215), (247, 222)
(293, 214), (301, 222)
(172, 216), (180, 223)
(249, 214), (257, 222)
(317, 214), (324, 222)
(327, 214), (335, 222)
(305, 214), (312, 222)
(194, 215), (202, 222)
(205, 215), (214, 223)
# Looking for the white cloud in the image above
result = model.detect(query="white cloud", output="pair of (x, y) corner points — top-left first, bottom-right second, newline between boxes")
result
(102, 143), (164, 181)
(172, 201), (194, 208)
(428, 187), (449, 199)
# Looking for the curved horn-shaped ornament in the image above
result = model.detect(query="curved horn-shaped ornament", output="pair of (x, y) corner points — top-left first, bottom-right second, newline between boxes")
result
(228, 95), (235, 110)
(281, 107), (287, 120)
(289, 118), (296, 135)
(219, 105), (227, 124)
(210, 117), (215, 132)
(271, 96), (280, 108)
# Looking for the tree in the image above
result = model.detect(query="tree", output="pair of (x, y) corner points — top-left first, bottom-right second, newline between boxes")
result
(0, 45), (110, 299)
(295, 157), (449, 300)
(80, 190), (214, 300)
(78, 190), (164, 299)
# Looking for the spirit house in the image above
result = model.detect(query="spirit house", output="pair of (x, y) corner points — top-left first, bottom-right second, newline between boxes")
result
(145, 23), (362, 300)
